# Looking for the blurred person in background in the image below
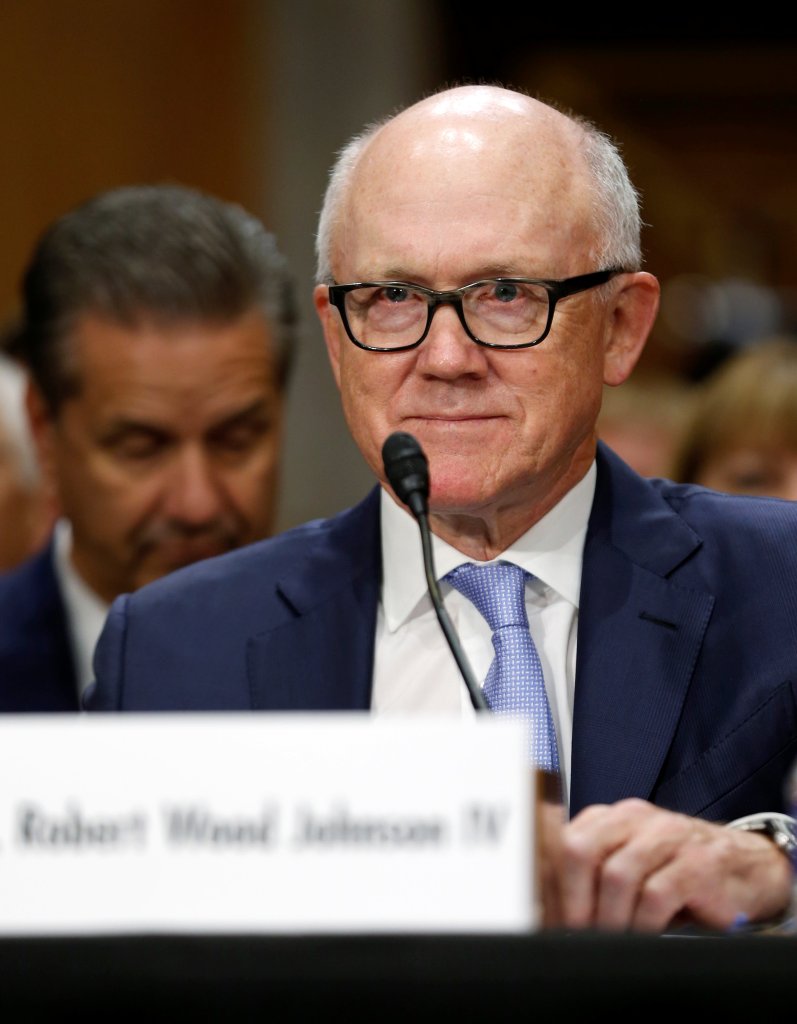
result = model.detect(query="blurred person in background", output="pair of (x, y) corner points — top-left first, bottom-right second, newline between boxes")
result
(671, 336), (797, 499)
(597, 370), (695, 479)
(0, 184), (296, 711)
(0, 351), (55, 570)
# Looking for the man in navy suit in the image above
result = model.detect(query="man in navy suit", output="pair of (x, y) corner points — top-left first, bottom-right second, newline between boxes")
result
(0, 184), (296, 712)
(87, 87), (797, 933)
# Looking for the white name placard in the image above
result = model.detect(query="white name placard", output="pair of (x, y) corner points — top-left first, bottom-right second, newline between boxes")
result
(0, 713), (535, 935)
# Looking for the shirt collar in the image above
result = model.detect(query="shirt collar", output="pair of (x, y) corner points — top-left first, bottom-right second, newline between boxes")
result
(52, 518), (110, 698)
(380, 461), (596, 631)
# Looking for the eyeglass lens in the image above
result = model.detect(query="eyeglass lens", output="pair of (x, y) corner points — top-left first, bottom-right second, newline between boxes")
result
(342, 281), (552, 349)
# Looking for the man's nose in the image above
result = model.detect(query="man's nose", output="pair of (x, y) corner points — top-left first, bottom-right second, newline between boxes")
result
(163, 446), (224, 524)
(415, 301), (488, 378)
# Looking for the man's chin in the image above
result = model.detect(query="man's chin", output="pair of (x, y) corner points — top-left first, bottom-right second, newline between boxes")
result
(422, 453), (497, 501)
(171, 544), (231, 567)
(427, 484), (496, 517)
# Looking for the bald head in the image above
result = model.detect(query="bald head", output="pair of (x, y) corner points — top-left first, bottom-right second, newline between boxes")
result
(376, 84), (585, 167)
(316, 85), (641, 284)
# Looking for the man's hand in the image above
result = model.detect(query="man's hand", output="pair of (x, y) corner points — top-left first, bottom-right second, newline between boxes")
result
(538, 797), (794, 933)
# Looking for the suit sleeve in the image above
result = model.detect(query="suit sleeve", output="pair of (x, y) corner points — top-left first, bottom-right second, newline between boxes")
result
(82, 594), (131, 711)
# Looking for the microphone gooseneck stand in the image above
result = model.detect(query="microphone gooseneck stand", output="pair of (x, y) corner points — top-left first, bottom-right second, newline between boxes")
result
(381, 431), (488, 713)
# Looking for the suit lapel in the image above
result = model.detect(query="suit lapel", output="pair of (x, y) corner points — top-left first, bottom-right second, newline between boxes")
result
(570, 447), (714, 815)
(246, 489), (381, 711)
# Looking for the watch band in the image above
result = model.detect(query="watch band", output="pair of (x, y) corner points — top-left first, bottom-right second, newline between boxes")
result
(725, 812), (797, 934)
(726, 812), (797, 867)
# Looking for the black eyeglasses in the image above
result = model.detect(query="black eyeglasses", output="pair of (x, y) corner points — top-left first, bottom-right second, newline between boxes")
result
(328, 268), (624, 352)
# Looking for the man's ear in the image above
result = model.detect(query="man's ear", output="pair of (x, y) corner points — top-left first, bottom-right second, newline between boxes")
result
(313, 283), (343, 390)
(25, 380), (58, 485)
(602, 271), (660, 386)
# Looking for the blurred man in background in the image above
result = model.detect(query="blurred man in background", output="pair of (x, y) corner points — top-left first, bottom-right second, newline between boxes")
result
(0, 352), (55, 570)
(0, 184), (296, 711)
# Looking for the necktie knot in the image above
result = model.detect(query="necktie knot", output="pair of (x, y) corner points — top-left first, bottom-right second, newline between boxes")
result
(444, 560), (529, 633)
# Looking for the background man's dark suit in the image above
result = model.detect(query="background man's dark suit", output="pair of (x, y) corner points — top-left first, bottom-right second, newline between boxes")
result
(86, 444), (797, 820)
(0, 542), (79, 711)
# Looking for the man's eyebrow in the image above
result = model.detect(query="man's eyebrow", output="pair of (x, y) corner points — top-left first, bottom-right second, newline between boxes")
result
(207, 398), (276, 434)
(99, 418), (169, 442)
(98, 399), (275, 442)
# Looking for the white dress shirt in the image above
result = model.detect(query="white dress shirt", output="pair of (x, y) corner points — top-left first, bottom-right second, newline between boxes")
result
(52, 519), (109, 704)
(372, 462), (596, 807)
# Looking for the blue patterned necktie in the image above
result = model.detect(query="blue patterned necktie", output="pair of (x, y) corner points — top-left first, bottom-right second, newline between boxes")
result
(444, 560), (560, 773)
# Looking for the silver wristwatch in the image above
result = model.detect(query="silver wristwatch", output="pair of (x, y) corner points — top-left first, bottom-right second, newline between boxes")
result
(725, 812), (797, 933)
(726, 812), (797, 867)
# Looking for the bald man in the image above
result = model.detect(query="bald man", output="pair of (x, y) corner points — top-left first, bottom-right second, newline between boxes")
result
(88, 86), (797, 934)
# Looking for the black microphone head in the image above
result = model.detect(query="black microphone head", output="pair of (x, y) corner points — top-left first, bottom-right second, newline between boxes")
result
(381, 431), (429, 519)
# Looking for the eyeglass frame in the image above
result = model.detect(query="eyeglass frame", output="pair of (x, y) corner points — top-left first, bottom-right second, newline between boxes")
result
(327, 268), (625, 352)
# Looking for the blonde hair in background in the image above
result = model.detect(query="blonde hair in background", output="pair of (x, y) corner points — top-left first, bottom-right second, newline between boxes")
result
(671, 336), (797, 485)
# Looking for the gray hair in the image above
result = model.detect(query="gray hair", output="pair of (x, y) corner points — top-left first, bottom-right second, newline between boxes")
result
(573, 114), (643, 272)
(5, 184), (297, 412)
(0, 354), (40, 487)
(315, 117), (389, 286)
(314, 92), (643, 284)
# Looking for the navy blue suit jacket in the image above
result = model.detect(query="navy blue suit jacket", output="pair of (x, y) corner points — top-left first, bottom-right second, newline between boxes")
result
(0, 541), (79, 711)
(87, 445), (797, 819)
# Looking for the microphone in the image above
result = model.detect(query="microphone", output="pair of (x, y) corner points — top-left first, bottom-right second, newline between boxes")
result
(382, 432), (488, 712)
(381, 431), (430, 519)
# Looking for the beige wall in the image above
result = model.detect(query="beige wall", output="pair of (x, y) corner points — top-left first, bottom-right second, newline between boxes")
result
(0, 0), (264, 318)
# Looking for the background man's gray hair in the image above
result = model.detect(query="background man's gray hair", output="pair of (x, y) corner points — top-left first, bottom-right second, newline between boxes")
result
(4, 184), (298, 412)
